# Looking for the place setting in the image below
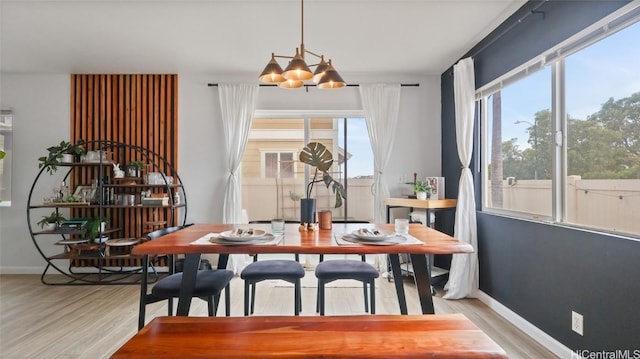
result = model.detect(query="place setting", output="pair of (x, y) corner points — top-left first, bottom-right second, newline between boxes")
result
(335, 227), (423, 246)
(190, 228), (283, 246)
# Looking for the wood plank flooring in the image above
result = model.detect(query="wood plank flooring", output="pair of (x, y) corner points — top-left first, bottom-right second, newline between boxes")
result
(0, 274), (556, 358)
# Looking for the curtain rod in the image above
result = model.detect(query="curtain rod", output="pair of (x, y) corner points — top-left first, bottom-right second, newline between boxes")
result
(467, 1), (547, 59)
(207, 83), (419, 88)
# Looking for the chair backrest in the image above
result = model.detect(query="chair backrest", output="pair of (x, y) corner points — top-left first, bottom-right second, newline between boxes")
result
(147, 226), (183, 241)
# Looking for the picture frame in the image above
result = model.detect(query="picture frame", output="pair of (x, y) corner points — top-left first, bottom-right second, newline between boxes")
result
(426, 177), (445, 200)
(73, 185), (98, 203)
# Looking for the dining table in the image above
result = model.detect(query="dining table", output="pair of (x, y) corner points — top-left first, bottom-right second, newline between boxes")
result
(132, 223), (474, 316)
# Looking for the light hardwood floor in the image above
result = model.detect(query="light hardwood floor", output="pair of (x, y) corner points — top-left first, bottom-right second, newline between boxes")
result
(0, 274), (556, 358)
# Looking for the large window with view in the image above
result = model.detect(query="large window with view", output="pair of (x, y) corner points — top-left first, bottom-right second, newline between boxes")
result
(241, 116), (374, 223)
(481, 12), (640, 237)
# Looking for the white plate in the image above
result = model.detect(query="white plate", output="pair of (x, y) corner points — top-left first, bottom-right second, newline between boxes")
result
(352, 229), (396, 242)
(219, 229), (269, 242)
(341, 235), (407, 246)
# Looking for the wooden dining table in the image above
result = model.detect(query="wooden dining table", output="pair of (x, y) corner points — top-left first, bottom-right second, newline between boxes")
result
(132, 223), (473, 316)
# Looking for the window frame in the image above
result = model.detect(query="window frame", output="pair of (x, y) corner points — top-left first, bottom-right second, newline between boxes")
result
(478, 4), (640, 238)
(260, 150), (297, 179)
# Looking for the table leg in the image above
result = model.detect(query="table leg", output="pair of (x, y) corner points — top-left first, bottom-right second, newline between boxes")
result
(217, 253), (229, 270)
(410, 253), (435, 314)
(138, 255), (149, 330)
(388, 254), (408, 315)
(176, 253), (201, 316)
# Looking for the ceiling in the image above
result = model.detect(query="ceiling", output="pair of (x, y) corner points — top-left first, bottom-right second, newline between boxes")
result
(0, 0), (526, 78)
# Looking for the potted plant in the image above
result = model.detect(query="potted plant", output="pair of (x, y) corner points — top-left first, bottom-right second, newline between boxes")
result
(127, 160), (144, 177)
(81, 216), (109, 244)
(38, 140), (86, 174)
(413, 180), (431, 200)
(37, 211), (67, 231)
(298, 142), (346, 225)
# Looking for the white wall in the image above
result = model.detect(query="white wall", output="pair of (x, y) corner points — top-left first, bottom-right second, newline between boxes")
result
(0, 72), (440, 273)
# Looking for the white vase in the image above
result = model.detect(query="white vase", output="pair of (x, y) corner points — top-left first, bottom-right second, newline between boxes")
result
(416, 192), (427, 200)
(61, 154), (74, 163)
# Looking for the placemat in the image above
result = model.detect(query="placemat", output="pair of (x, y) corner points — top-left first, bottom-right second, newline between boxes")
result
(335, 233), (424, 246)
(190, 232), (283, 246)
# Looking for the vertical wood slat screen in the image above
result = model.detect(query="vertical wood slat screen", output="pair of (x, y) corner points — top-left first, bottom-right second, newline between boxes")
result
(69, 74), (178, 267)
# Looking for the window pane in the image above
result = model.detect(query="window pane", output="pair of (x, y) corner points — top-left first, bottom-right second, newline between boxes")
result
(484, 67), (553, 217)
(564, 21), (640, 236)
(242, 118), (306, 221)
(279, 152), (294, 178)
(309, 118), (341, 216)
(340, 118), (374, 222)
(265, 153), (278, 178)
(0, 111), (12, 206)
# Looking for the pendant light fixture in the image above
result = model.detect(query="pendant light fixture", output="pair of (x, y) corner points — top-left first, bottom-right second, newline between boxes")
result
(259, 0), (345, 89)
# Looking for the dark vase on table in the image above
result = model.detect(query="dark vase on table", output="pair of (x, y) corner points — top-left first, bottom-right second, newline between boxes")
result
(300, 198), (316, 223)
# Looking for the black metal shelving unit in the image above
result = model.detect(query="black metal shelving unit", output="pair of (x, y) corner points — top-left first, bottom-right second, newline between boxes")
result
(26, 140), (187, 285)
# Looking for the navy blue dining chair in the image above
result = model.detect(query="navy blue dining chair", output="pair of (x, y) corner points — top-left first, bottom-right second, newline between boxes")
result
(240, 220), (305, 316)
(138, 225), (234, 330)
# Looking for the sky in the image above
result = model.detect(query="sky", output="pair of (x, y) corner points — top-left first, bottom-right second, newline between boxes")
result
(338, 118), (373, 178)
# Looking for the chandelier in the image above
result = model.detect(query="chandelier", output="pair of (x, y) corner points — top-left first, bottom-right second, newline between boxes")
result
(258, 0), (345, 89)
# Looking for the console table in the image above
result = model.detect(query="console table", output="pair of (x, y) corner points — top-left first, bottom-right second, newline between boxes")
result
(384, 197), (458, 288)
(384, 198), (457, 228)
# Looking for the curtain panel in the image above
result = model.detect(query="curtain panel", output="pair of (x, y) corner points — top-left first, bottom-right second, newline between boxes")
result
(359, 84), (401, 223)
(359, 84), (401, 271)
(444, 57), (479, 299)
(217, 83), (259, 272)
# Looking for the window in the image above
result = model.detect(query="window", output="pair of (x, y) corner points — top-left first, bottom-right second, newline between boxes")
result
(480, 10), (640, 237)
(241, 115), (374, 223)
(263, 151), (294, 178)
(0, 110), (12, 206)
(483, 67), (553, 218)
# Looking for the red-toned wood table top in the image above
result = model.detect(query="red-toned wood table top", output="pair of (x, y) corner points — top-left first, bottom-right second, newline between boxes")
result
(112, 314), (507, 359)
(132, 223), (473, 256)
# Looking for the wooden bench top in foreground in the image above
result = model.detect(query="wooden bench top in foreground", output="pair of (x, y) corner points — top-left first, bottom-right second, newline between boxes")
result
(111, 314), (508, 358)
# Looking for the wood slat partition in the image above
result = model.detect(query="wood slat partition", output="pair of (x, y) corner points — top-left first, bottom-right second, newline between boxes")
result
(69, 74), (178, 268)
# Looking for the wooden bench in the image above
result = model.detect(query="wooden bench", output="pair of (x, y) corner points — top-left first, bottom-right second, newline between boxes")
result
(112, 314), (507, 358)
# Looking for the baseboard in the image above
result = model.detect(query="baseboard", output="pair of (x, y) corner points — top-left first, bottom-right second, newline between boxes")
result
(0, 266), (44, 275)
(476, 291), (574, 359)
(0, 266), (169, 275)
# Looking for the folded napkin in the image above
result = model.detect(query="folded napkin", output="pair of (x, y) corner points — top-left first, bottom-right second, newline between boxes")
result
(190, 232), (283, 246)
(335, 233), (424, 246)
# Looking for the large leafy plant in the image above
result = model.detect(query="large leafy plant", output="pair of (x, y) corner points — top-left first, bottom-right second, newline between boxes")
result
(299, 142), (346, 208)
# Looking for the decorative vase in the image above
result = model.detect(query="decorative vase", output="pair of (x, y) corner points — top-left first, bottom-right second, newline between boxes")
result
(61, 154), (74, 163)
(318, 210), (332, 230)
(300, 198), (316, 224)
(127, 167), (139, 177)
(416, 192), (427, 200)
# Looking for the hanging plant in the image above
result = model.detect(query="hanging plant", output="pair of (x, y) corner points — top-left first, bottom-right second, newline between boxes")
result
(38, 140), (86, 174)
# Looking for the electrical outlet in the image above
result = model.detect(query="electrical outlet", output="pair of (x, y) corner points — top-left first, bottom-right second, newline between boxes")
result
(572, 311), (583, 336)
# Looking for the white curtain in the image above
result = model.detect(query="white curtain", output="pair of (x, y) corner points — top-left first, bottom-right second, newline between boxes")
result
(359, 84), (401, 271)
(218, 83), (259, 273)
(444, 57), (479, 299)
(359, 84), (401, 223)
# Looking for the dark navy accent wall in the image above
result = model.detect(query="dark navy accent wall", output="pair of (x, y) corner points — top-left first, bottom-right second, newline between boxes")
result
(477, 214), (640, 350)
(440, 0), (639, 352)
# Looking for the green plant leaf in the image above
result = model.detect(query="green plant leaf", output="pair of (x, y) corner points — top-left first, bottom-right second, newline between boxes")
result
(299, 142), (333, 172)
